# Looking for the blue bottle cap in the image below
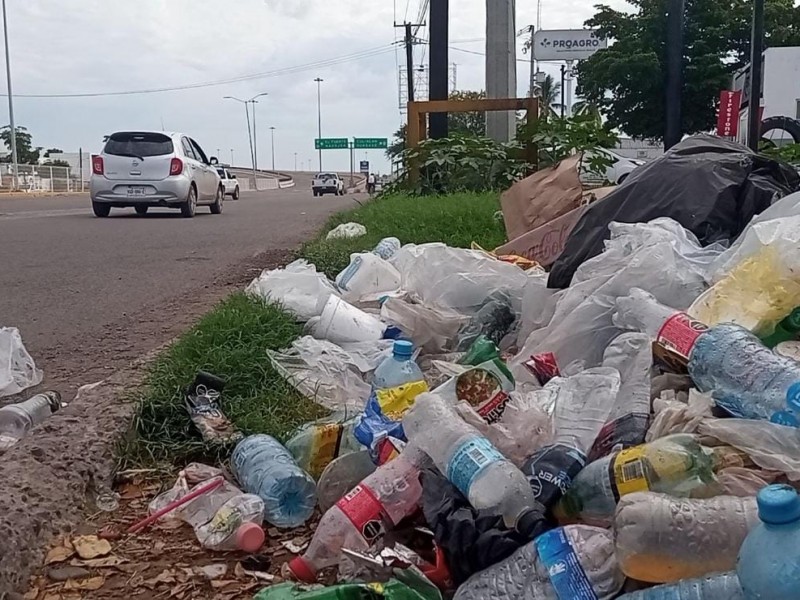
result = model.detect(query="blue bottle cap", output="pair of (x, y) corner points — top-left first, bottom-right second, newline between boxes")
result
(787, 382), (800, 412)
(393, 340), (414, 357)
(757, 484), (800, 524)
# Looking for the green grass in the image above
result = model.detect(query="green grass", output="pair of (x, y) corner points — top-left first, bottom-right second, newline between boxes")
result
(121, 192), (507, 468)
(121, 293), (326, 469)
(302, 191), (507, 277)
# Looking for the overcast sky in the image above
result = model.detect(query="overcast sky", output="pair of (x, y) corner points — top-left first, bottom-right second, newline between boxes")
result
(2, 0), (627, 174)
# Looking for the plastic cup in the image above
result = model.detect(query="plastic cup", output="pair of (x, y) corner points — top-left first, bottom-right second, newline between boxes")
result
(314, 296), (385, 344)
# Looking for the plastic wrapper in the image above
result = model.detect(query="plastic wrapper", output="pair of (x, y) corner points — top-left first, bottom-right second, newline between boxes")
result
(246, 260), (339, 322)
(267, 336), (393, 412)
(326, 222), (367, 240)
(456, 292), (517, 351)
(0, 327), (42, 398)
(646, 389), (714, 442)
(148, 463), (230, 525)
(516, 270), (557, 348)
(434, 359), (515, 425)
(380, 298), (469, 354)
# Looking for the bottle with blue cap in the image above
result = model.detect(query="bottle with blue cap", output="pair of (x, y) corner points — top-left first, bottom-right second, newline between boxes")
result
(737, 484), (800, 599)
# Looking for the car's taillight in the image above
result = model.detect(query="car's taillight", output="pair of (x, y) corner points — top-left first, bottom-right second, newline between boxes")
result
(92, 155), (104, 175)
(170, 158), (183, 176)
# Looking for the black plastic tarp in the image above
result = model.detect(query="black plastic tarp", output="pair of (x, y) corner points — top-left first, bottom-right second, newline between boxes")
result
(548, 135), (800, 289)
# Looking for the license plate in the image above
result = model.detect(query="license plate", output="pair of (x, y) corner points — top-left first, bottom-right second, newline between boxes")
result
(127, 186), (146, 196)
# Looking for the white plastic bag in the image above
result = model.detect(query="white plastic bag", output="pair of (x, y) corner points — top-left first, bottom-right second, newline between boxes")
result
(380, 298), (470, 353)
(246, 259), (339, 321)
(326, 223), (367, 240)
(0, 327), (42, 398)
(335, 253), (402, 303)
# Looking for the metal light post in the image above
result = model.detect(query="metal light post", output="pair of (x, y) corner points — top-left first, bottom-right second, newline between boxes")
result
(269, 127), (276, 170)
(230, 148), (235, 165)
(314, 78), (324, 172)
(294, 152), (298, 171)
(748, 0), (765, 151)
(224, 92), (267, 186)
(2, 0), (18, 191)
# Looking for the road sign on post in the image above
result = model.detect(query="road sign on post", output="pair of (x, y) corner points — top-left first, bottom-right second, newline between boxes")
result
(315, 138), (349, 150)
(360, 160), (370, 174)
(353, 138), (388, 150)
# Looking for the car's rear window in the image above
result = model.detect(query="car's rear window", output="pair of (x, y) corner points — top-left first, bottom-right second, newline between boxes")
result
(317, 173), (336, 179)
(104, 132), (174, 158)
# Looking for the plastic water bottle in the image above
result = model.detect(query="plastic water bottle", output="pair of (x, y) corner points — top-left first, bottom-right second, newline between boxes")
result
(614, 492), (758, 583)
(372, 237), (402, 261)
(737, 484), (800, 599)
(403, 392), (538, 535)
(285, 417), (362, 479)
(286, 444), (428, 582)
(520, 367), (620, 516)
(590, 333), (652, 460)
(616, 572), (744, 600)
(554, 434), (717, 527)
(454, 525), (625, 600)
(231, 434), (317, 528)
(0, 391), (61, 451)
(180, 477), (266, 552)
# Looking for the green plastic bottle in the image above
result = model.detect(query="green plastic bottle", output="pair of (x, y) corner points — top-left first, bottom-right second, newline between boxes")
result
(761, 308), (800, 348)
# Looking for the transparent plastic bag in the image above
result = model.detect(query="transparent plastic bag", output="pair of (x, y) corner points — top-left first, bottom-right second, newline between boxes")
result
(246, 259), (339, 321)
(647, 389), (714, 442)
(0, 327), (43, 398)
(380, 298), (469, 354)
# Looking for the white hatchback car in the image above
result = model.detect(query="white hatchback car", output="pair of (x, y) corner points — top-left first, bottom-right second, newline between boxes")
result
(579, 149), (646, 186)
(90, 131), (223, 218)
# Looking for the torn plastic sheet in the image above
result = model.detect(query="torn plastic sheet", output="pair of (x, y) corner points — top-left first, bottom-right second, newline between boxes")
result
(0, 327), (42, 398)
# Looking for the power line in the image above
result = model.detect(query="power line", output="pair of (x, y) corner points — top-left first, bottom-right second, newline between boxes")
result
(1, 45), (396, 98)
(449, 45), (532, 63)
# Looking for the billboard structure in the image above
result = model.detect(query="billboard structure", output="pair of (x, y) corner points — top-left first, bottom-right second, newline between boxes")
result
(533, 29), (607, 62)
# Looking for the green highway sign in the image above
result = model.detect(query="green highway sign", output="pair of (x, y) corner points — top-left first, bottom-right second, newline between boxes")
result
(315, 138), (349, 150)
(354, 138), (388, 150)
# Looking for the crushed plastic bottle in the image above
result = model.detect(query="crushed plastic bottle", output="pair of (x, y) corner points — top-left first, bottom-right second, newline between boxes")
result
(231, 434), (317, 528)
(180, 477), (266, 552)
(285, 416), (362, 479)
(554, 434), (718, 527)
(403, 392), (538, 535)
(614, 492), (758, 583)
(454, 525), (625, 600)
(0, 391), (61, 451)
(616, 572), (744, 600)
(520, 368), (620, 517)
(372, 237), (402, 261)
(286, 444), (428, 583)
(737, 484), (800, 600)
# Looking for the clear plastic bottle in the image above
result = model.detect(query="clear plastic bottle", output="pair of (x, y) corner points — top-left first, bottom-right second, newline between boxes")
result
(180, 477), (266, 552)
(372, 340), (424, 390)
(761, 307), (800, 348)
(520, 367), (620, 516)
(454, 525), (625, 600)
(737, 484), (800, 600)
(403, 392), (538, 534)
(231, 434), (317, 528)
(286, 444), (428, 583)
(614, 492), (758, 583)
(554, 434), (717, 527)
(616, 572), (744, 600)
(0, 391), (61, 451)
(285, 417), (362, 479)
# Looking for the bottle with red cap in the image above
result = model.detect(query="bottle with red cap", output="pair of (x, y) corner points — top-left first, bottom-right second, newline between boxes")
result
(286, 444), (428, 583)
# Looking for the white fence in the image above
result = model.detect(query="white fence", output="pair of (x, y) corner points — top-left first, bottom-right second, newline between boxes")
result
(0, 164), (86, 194)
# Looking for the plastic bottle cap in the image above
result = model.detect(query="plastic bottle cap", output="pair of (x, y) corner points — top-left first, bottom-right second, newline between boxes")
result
(786, 383), (800, 412)
(757, 484), (800, 524)
(393, 340), (414, 357)
(515, 508), (548, 540)
(234, 522), (265, 553)
(287, 556), (317, 583)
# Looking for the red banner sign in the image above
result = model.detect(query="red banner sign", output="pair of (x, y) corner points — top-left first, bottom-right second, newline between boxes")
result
(717, 90), (742, 137)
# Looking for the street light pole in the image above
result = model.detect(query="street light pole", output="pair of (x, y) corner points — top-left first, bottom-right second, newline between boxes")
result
(748, 0), (765, 151)
(269, 126), (276, 170)
(294, 152), (298, 171)
(314, 78), (323, 172)
(224, 93), (267, 186)
(2, 0), (18, 191)
(230, 149), (235, 165)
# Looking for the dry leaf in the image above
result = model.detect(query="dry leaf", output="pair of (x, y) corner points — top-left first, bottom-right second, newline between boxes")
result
(196, 564), (228, 581)
(118, 482), (145, 499)
(70, 555), (125, 569)
(23, 588), (39, 600)
(143, 569), (178, 589)
(45, 545), (75, 565)
(63, 576), (105, 591)
(169, 582), (194, 598)
(72, 536), (112, 560)
(280, 537), (308, 554)
(42, 594), (61, 600)
(210, 580), (236, 589)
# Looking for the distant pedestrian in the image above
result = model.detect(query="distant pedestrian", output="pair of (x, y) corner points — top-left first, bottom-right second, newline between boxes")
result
(367, 173), (376, 195)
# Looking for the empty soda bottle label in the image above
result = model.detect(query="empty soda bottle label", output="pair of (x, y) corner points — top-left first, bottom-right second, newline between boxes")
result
(523, 352), (561, 385)
(308, 424), (345, 477)
(771, 411), (800, 428)
(336, 485), (386, 543)
(656, 313), (708, 362)
(612, 446), (650, 498)
(374, 380), (429, 421)
(447, 437), (504, 497)
(522, 444), (586, 511)
(535, 528), (597, 600)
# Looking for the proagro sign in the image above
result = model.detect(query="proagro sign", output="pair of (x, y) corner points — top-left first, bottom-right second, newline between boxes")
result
(533, 29), (607, 61)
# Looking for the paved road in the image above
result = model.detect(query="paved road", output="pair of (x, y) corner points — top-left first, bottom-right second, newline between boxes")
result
(0, 177), (358, 396)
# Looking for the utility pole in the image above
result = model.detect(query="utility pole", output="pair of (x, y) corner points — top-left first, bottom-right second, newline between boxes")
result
(664, 0), (685, 149)
(560, 64), (566, 118)
(528, 25), (536, 97)
(2, 0), (17, 190)
(294, 152), (297, 171)
(349, 141), (354, 189)
(314, 77), (324, 172)
(748, 0), (765, 151)
(429, 0), (449, 139)
(225, 93), (267, 184)
(395, 22), (425, 105)
(485, 0), (517, 141)
(269, 126), (276, 170)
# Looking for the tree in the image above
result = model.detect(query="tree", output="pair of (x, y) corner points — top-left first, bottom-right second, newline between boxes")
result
(577, 0), (800, 140)
(0, 125), (42, 164)
(44, 148), (63, 158)
(447, 90), (487, 137)
(386, 124), (407, 160)
(538, 74), (562, 115)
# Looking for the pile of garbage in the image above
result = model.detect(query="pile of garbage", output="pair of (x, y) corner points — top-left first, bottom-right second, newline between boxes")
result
(127, 136), (800, 599)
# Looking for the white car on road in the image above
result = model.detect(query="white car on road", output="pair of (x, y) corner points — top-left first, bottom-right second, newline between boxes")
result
(580, 150), (646, 186)
(216, 167), (240, 200)
(312, 173), (345, 196)
(90, 131), (223, 218)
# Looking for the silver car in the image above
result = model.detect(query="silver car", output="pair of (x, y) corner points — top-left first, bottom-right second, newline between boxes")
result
(90, 131), (223, 218)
